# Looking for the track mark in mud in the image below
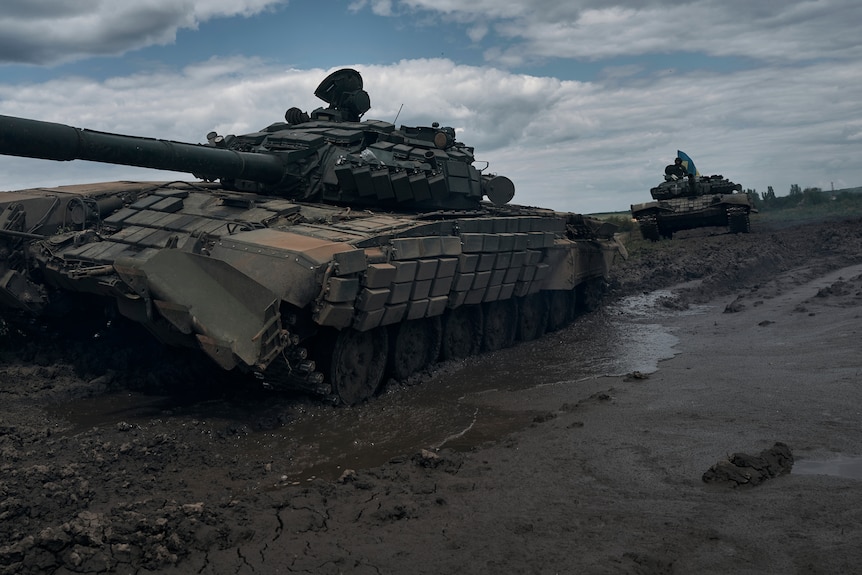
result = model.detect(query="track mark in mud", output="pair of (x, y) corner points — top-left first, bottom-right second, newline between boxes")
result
(558, 387), (616, 415)
(530, 411), (557, 425)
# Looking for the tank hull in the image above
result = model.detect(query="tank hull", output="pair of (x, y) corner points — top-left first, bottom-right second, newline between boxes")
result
(0, 180), (622, 402)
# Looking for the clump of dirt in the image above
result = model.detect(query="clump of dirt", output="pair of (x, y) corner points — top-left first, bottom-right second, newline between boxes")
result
(702, 442), (795, 488)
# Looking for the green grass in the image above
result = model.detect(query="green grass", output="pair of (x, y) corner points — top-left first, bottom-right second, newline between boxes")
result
(754, 196), (862, 223)
(592, 192), (862, 233)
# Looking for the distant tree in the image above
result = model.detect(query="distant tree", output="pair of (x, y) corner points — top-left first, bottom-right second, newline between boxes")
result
(802, 187), (827, 205)
(745, 188), (762, 210)
(749, 183), (853, 213)
(760, 186), (776, 210)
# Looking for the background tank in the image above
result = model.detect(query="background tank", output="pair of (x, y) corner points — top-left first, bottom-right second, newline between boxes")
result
(630, 160), (752, 241)
(0, 69), (624, 404)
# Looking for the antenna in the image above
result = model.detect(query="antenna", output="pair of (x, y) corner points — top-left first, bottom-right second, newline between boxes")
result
(393, 103), (404, 125)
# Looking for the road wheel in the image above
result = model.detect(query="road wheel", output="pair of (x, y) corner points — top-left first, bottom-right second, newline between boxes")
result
(325, 327), (388, 405)
(388, 317), (442, 381)
(441, 305), (483, 360)
(482, 299), (517, 351)
(517, 294), (548, 342)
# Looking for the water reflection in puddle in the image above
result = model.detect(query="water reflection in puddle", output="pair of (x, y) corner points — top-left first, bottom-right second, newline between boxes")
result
(794, 456), (862, 480)
(49, 289), (690, 481)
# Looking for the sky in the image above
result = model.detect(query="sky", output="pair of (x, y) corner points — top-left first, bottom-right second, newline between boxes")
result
(1, 0), (860, 214)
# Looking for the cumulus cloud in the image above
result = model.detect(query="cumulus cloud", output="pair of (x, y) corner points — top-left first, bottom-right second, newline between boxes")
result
(0, 0), (287, 65)
(7, 1), (859, 68)
(350, 0), (395, 17)
(372, 0), (862, 65)
(2, 56), (861, 212)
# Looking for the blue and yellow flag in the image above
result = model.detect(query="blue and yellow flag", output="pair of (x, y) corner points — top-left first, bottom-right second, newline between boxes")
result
(677, 150), (699, 176)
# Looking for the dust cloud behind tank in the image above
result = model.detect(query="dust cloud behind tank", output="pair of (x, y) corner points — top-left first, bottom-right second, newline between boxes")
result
(630, 154), (752, 241)
(0, 68), (624, 404)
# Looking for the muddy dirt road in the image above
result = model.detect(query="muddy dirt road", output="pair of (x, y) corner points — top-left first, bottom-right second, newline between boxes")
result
(2, 215), (861, 574)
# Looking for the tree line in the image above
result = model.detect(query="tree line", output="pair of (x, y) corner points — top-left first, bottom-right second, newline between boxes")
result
(746, 184), (862, 211)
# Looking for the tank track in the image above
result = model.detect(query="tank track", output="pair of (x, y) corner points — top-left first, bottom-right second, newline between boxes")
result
(727, 207), (751, 234)
(261, 277), (607, 404)
(637, 215), (661, 242)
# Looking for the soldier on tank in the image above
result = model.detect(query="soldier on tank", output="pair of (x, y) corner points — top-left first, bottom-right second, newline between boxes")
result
(664, 157), (687, 180)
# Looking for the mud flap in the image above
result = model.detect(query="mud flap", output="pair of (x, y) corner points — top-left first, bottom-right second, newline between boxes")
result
(114, 250), (284, 371)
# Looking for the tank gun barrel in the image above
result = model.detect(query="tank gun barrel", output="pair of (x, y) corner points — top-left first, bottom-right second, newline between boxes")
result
(0, 114), (285, 185)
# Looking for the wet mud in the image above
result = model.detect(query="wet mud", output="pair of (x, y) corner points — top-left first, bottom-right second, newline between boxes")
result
(794, 455), (862, 480)
(2, 215), (862, 574)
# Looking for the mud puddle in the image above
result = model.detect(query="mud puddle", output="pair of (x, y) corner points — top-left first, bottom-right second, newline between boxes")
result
(794, 455), (862, 480)
(49, 289), (690, 481)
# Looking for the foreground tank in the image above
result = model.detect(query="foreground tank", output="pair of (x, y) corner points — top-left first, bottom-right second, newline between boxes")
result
(0, 69), (624, 404)
(630, 174), (751, 241)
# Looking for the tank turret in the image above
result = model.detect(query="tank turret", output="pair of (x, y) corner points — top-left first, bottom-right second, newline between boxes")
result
(0, 69), (514, 211)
